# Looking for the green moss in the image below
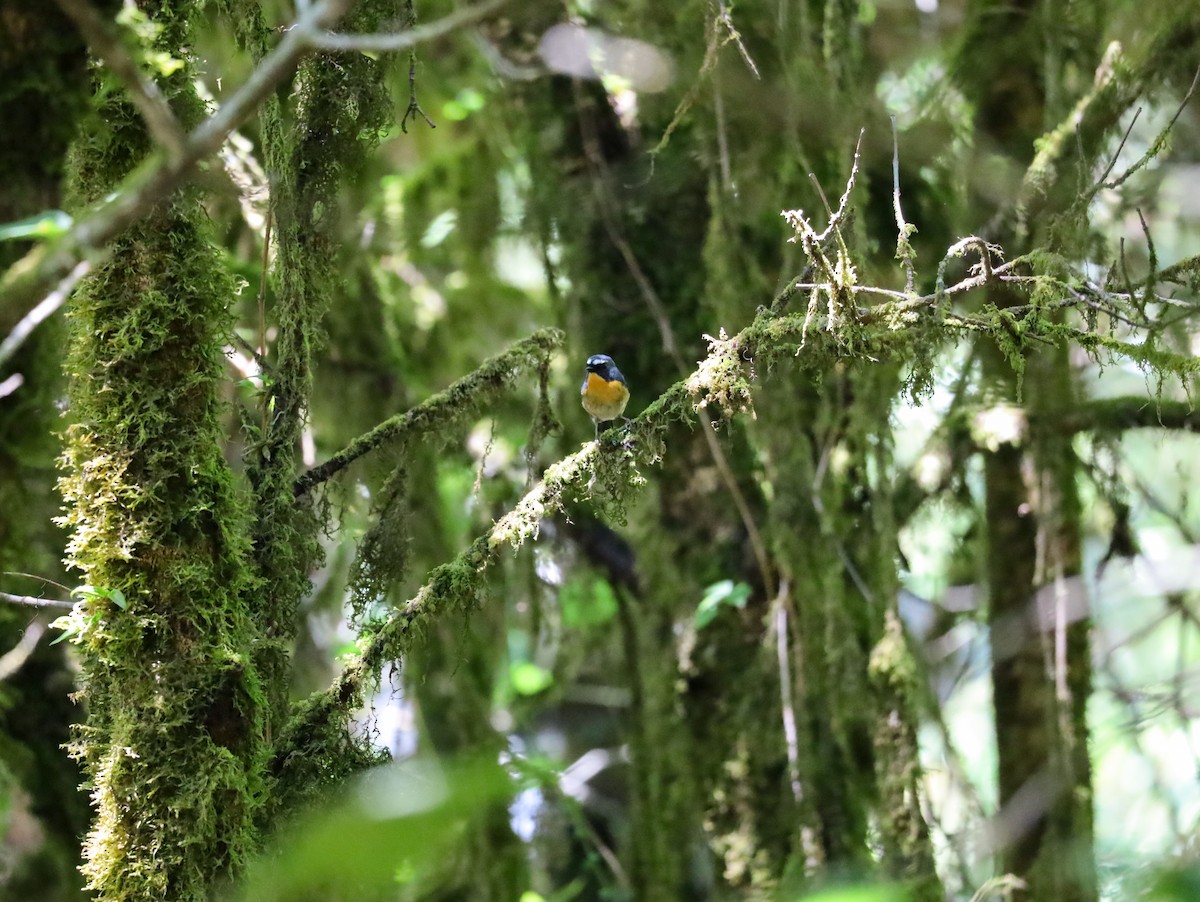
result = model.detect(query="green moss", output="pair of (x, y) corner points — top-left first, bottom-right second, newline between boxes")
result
(57, 4), (269, 898)
(58, 188), (267, 899)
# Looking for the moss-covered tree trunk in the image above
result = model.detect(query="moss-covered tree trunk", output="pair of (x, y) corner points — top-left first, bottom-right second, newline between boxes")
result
(956, 1), (1098, 897)
(54, 0), (394, 896)
(59, 5), (267, 897)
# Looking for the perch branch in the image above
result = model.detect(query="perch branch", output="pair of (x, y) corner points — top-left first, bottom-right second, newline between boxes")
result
(294, 328), (563, 496)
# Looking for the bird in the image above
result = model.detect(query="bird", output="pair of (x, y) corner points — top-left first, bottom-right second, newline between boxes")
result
(580, 353), (631, 440)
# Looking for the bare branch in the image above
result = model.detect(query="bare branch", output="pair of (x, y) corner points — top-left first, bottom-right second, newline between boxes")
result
(0, 623), (48, 682)
(0, 260), (91, 369)
(399, 0), (436, 136)
(308, 0), (507, 51)
(0, 592), (73, 612)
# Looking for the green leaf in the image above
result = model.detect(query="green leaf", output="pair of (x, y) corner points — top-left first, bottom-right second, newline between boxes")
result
(509, 661), (553, 696)
(442, 88), (486, 121)
(420, 210), (457, 248)
(71, 584), (127, 608)
(0, 210), (72, 241)
(235, 756), (510, 900)
(695, 579), (750, 629)
(561, 575), (618, 628)
(48, 617), (77, 646)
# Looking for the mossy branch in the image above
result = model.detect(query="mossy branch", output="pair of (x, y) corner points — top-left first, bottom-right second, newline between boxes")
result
(892, 395), (1200, 529)
(294, 328), (564, 497)
(53, 0), (187, 159)
(0, 0), (508, 339)
(0, 0), (355, 318)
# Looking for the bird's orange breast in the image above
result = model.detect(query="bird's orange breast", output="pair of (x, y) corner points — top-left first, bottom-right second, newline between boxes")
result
(582, 372), (630, 420)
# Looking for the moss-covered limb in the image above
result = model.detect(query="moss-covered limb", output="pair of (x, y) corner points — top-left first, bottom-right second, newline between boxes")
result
(273, 417), (668, 781)
(294, 327), (564, 496)
(55, 0), (187, 158)
(1074, 396), (1200, 433)
(346, 331), (561, 612)
(1012, 10), (1200, 232)
(246, 1), (396, 741)
(273, 343), (835, 804)
(1159, 254), (1200, 286)
(0, 0), (357, 318)
(273, 233), (1200, 781)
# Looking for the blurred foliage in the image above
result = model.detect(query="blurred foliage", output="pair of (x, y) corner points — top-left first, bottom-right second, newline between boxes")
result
(1, 0), (1199, 900)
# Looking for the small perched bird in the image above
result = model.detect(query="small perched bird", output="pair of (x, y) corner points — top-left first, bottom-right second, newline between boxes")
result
(581, 353), (631, 440)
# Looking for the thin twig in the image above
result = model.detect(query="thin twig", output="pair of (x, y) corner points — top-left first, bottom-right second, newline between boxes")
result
(0, 592), (73, 612)
(400, 0), (435, 132)
(1103, 65), (1199, 193)
(0, 260), (91, 368)
(715, 0), (760, 79)
(891, 115), (916, 294)
(818, 129), (865, 243)
(309, 0), (507, 51)
(1, 571), (73, 594)
(809, 173), (834, 219)
(1092, 107), (1141, 193)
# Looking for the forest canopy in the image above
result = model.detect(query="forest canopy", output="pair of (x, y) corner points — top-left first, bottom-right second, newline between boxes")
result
(1, 1), (1199, 900)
